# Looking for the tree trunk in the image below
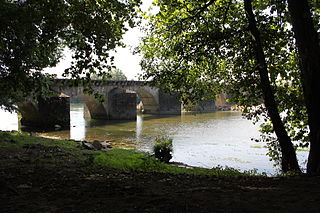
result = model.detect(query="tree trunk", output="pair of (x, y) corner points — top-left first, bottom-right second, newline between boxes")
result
(287, 0), (320, 174)
(243, 0), (300, 172)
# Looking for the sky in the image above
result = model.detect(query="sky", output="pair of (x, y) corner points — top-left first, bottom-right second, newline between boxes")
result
(45, 0), (153, 80)
(113, 0), (154, 80)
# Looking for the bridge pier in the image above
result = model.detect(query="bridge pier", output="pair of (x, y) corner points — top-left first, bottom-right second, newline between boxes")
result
(19, 96), (70, 129)
(158, 92), (181, 115)
(108, 92), (137, 120)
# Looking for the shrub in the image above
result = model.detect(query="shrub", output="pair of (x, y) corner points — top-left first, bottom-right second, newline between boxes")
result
(153, 137), (173, 163)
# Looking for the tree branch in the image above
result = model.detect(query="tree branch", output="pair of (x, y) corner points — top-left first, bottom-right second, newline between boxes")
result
(194, 0), (216, 17)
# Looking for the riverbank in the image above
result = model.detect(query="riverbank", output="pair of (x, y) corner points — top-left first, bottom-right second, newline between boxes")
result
(0, 110), (279, 173)
(1, 131), (320, 212)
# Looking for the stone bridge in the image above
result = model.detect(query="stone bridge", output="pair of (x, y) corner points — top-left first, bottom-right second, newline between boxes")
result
(51, 79), (182, 119)
(18, 79), (222, 129)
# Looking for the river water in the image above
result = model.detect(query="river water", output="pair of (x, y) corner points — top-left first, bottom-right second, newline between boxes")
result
(0, 104), (309, 175)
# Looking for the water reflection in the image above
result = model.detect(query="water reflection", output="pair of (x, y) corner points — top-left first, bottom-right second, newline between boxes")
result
(70, 103), (86, 141)
(136, 114), (143, 141)
(0, 108), (18, 131)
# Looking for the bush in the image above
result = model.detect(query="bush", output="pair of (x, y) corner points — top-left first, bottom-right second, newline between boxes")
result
(153, 137), (173, 163)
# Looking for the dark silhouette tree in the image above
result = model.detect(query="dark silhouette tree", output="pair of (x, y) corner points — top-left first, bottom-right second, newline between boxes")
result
(287, 0), (320, 174)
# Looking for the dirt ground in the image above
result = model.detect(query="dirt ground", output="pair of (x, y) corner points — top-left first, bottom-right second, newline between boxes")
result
(1, 145), (320, 213)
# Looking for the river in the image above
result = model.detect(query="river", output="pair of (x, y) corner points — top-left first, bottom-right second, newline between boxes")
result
(0, 103), (308, 175)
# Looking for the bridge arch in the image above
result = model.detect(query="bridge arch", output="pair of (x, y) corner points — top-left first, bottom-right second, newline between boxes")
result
(76, 94), (108, 119)
(134, 88), (159, 113)
(54, 90), (108, 120)
(107, 87), (160, 114)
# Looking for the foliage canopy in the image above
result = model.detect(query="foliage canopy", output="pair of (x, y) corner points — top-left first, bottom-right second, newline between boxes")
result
(0, 0), (141, 110)
(91, 67), (128, 80)
(139, 0), (317, 172)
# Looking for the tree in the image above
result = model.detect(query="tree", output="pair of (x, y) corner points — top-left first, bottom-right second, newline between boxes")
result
(0, 0), (141, 111)
(108, 68), (128, 80)
(286, 0), (320, 174)
(92, 68), (127, 80)
(140, 0), (309, 172)
(243, 0), (299, 172)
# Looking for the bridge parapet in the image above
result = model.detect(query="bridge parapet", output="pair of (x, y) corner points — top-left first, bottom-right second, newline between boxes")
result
(52, 79), (148, 87)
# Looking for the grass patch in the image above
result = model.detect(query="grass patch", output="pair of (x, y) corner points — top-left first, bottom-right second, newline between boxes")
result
(92, 149), (262, 177)
(93, 149), (153, 171)
(0, 131), (79, 148)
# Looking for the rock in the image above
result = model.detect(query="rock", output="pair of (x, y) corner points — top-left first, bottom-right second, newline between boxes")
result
(82, 141), (96, 150)
(92, 140), (103, 150)
(54, 124), (61, 130)
(82, 140), (112, 150)
(101, 140), (112, 149)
